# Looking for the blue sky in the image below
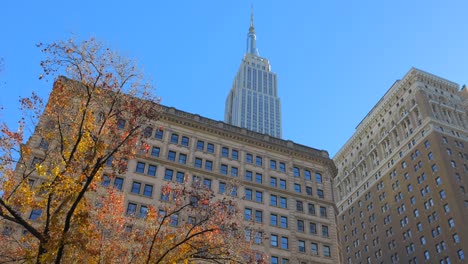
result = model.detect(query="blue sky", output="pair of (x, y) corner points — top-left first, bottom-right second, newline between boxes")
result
(1, 1), (467, 157)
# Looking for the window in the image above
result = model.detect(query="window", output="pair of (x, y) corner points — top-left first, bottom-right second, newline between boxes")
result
(279, 162), (286, 172)
(194, 158), (202, 168)
(440, 190), (446, 199)
(181, 136), (189, 147)
(310, 222), (317, 234)
(117, 119), (126, 130)
(164, 169), (174, 181)
(204, 160), (212, 171)
(280, 197), (287, 208)
(139, 205), (148, 218)
(143, 184), (153, 197)
(254, 231), (262, 244)
(420, 236), (426, 245)
(444, 204), (450, 213)
(145, 164), (156, 177)
(231, 167), (238, 177)
(102, 175), (111, 187)
(271, 235), (278, 247)
(176, 171), (185, 183)
(320, 206), (327, 218)
(151, 147), (160, 157)
(323, 245), (331, 257)
(270, 177), (277, 187)
(271, 257), (279, 264)
(207, 143), (214, 153)
(448, 218), (455, 228)
(136, 162), (145, 173)
(155, 129), (163, 139)
(29, 209), (42, 220)
(432, 164), (438, 172)
(458, 250), (465, 260)
(131, 182), (141, 194)
(435, 177), (442, 185)
(244, 208), (252, 221)
(170, 133), (179, 144)
(297, 220), (304, 232)
(255, 156), (262, 166)
(255, 210), (263, 223)
(231, 149), (239, 160)
(450, 160), (456, 168)
(425, 140), (430, 148)
(296, 200), (303, 212)
(219, 182), (226, 194)
(306, 186), (312, 196)
(322, 225), (329, 237)
(317, 189), (324, 199)
(315, 172), (323, 183)
(281, 237), (289, 249)
(270, 160), (277, 170)
(220, 164), (228, 175)
(308, 203), (316, 215)
(126, 203), (137, 216)
(222, 147), (229, 157)
(255, 173), (262, 184)
(294, 183), (301, 193)
(311, 243), (318, 255)
(428, 152), (433, 160)
(246, 153), (253, 163)
(280, 216), (288, 228)
(453, 233), (460, 243)
(304, 170), (311, 180)
(245, 189), (252, 200)
(280, 179), (286, 189)
(424, 251), (430, 260)
(203, 179), (212, 190)
(114, 177), (124, 190)
(293, 167), (300, 177)
(167, 151), (176, 161)
(196, 140), (204, 150)
(298, 240), (305, 252)
(269, 195), (278, 207)
(178, 153), (187, 164)
(270, 214), (278, 226)
(245, 170), (253, 181)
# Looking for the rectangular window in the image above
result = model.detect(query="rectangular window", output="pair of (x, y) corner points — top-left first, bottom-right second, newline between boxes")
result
(308, 203), (316, 215)
(155, 129), (163, 140)
(256, 156), (263, 166)
(136, 162), (145, 173)
(310, 222), (317, 234)
(245, 170), (253, 181)
(181, 136), (189, 147)
(222, 147), (229, 157)
(317, 189), (324, 199)
(296, 200), (303, 212)
(151, 147), (160, 157)
(322, 225), (329, 237)
(297, 220), (304, 232)
(139, 205), (148, 218)
(206, 143), (214, 153)
(219, 182), (226, 194)
(196, 140), (204, 150)
(298, 240), (305, 252)
(255, 173), (262, 184)
(205, 160), (213, 171)
(280, 179), (286, 189)
(244, 208), (252, 221)
(114, 177), (124, 190)
(178, 153), (187, 164)
(126, 203), (137, 216)
(306, 186), (312, 196)
(102, 175), (111, 187)
(281, 237), (289, 249)
(271, 234), (278, 247)
(280, 216), (288, 228)
(164, 169), (174, 181)
(232, 149), (239, 160)
(294, 183), (301, 193)
(170, 133), (179, 144)
(270, 160), (277, 170)
(304, 170), (311, 180)
(270, 195), (278, 206)
(255, 210), (263, 223)
(176, 171), (185, 183)
(323, 245), (331, 257)
(280, 197), (287, 208)
(279, 162), (286, 172)
(143, 184), (153, 197)
(231, 167), (238, 177)
(270, 214), (278, 226)
(195, 158), (202, 168)
(203, 178), (212, 190)
(167, 151), (176, 161)
(246, 153), (253, 163)
(311, 243), (318, 255)
(29, 209), (42, 220)
(315, 172), (323, 183)
(320, 206), (328, 218)
(270, 177), (277, 187)
(220, 164), (228, 175)
(131, 182), (141, 194)
(293, 167), (300, 177)
(255, 190), (263, 203)
(147, 164), (157, 177)
(245, 188), (252, 200)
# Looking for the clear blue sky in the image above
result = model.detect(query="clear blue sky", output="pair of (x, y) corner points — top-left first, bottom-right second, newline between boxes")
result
(1, 1), (467, 157)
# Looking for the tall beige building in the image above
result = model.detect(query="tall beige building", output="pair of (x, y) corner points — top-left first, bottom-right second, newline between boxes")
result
(124, 105), (339, 263)
(334, 68), (468, 264)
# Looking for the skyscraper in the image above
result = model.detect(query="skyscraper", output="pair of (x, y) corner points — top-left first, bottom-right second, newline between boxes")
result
(333, 68), (468, 263)
(225, 11), (282, 138)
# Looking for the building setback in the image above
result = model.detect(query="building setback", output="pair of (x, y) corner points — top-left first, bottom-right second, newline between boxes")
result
(224, 11), (282, 138)
(333, 68), (468, 264)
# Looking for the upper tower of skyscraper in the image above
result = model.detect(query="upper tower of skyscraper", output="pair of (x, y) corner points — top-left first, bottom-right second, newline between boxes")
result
(224, 10), (282, 138)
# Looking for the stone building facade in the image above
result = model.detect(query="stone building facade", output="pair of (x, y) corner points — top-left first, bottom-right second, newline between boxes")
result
(334, 68), (468, 263)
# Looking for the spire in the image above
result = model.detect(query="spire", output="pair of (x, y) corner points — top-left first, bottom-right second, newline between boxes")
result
(246, 7), (259, 56)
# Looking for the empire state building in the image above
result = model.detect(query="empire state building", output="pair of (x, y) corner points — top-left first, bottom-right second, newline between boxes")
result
(224, 12), (282, 138)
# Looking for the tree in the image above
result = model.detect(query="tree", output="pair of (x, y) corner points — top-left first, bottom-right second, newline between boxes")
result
(0, 38), (260, 263)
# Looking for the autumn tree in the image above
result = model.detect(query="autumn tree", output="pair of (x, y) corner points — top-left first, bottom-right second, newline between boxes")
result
(0, 38), (260, 263)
